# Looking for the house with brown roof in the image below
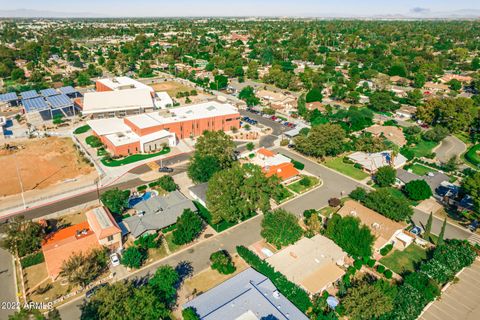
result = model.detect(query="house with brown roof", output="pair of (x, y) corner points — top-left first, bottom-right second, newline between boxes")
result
(365, 125), (407, 147)
(42, 206), (122, 279)
(337, 200), (411, 252)
(306, 101), (325, 112)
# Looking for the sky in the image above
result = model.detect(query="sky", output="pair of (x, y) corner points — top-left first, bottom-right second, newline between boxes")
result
(2, 0), (480, 17)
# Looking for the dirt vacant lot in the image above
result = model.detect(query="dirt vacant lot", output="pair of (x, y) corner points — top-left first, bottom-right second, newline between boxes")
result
(0, 137), (94, 197)
(150, 81), (198, 97)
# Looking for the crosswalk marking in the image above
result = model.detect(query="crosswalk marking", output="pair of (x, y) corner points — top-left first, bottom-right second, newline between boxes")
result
(147, 161), (160, 171)
(467, 233), (480, 246)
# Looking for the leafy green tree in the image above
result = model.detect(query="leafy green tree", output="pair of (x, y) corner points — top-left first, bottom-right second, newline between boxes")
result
(187, 154), (221, 183)
(246, 142), (255, 151)
(10, 68), (25, 81)
(413, 73), (426, 88)
(349, 187), (368, 202)
(295, 123), (346, 158)
(363, 188), (413, 221)
(100, 189), (130, 215)
(306, 87), (323, 103)
(424, 212), (433, 240)
(157, 175), (178, 192)
(403, 273), (440, 303)
(238, 86), (259, 106)
(374, 166), (397, 187)
(148, 265), (180, 307)
(342, 279), (395, 320)
(423, 126), (449, 142)
(404, 180), (432, 201)
(172, 209), (203, 245)
(4, 217), (44, 257)
(121, 246), (147, 269)
(437, 218), (446, 246)
(182, 307), (200, 320)
(210, 250), (236, 274)
(195, 130), (236, 169)
(297, 94), (307, 116)
(354, 134), (387, 153)
(463, 171), (480, 212)
(76, 72), (91, 86)
(369, 91), (397, 112)
(60, 248), (108, 286)
(207, 164), (279, 224)
(209, 74), (228, 90)
(261, 209), (303, 249)
(325, 214), (374, 257)
(448, 79), (462, 91)
(80, 281), (170, 320)
(416, 97), (476, 133)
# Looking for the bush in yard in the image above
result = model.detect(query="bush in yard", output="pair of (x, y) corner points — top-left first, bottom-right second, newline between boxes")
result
(299, 176), (312, 187)
(134, 233), (161, 250)
(291, 159), (305, 170)
(121, 246), (147, 269)
(261, 209), (303, 249)
(349, 187), (367, 202)
(374, 166), (397, 187)
(328, 197), (341, 207)
(85, 135), (103, 148)
(236, 246), (312, 312)
(182, 307), (200, 320)
(363, 188), (414, 221)
(367, 258), (376, 268)
(303, 209), (316, 220)
(20, 252), (44, 268)
(376, 265), (385, 273)
(172, 209), (203, 245)
(210, 250), (236, 275)
(325, 214), (374, 258)
(354, 260), (363, 270)
(404, 180), (432, 201)
(157, 175), (178, 192)
(384, 269), (393, 279)
(380, 243), (393, 256)
(137, 185), (147, 192)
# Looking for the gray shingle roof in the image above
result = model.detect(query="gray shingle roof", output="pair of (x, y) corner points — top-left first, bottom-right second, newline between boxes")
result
(183, 268), (308, 320)
(123, 190), (197, 238)
(396, 168), (449, 191)
(188, 183), (208, 204)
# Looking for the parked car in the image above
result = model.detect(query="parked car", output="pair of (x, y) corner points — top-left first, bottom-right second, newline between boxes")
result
(86, 283), (108, 299)
(468, 220), (479, 232)
(159, 167), (174, 173)
(110, 253), (120, 267)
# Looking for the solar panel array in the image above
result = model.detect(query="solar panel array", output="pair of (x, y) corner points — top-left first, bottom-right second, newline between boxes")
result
(58, 86), (77, 95)
(21, 90), (39, 100)
(0, 92), (18, 102)
(39, 88), (58, 97)
(46, 94), (72, 109)
(23, 97), (49, 113)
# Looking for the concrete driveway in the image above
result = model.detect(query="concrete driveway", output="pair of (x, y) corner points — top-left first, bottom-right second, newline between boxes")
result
(434, 135), (467, 163)
(420, 259), (480, 320)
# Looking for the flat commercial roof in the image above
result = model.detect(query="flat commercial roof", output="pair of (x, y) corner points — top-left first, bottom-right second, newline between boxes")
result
(82, 88), (154, 114)
(105, 131), (139, 147)
(97, 76), (154, 93)
(87, 118), (131, 136)
(126, 101), (239, 129)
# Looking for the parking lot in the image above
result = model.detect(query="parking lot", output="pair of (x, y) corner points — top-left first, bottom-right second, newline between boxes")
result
(420, 259), (480, 320)
(238, 109), (293, 137)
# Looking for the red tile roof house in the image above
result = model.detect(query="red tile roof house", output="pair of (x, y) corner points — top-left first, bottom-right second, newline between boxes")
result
(252, 148), (300, 182)
(42, 206), (122, 279)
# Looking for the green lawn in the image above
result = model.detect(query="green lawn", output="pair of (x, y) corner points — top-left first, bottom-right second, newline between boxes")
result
(324, 157), (369, 180)
(379, 244), (427, 275)
(381, 187), (418, 206)
(287, 175), (320, 194)
(101, 148), (170, 167)
(73, 125), (91, 135)
(407, 140), (439, 158)
(165, 232), (181, 253)
(404, 163), (437, 176)
(465, 144), (480, 168)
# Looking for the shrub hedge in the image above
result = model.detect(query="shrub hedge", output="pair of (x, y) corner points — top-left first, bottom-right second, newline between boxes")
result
(21, 252), (45, 268)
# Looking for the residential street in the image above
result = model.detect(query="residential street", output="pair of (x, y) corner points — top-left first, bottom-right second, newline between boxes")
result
(434, 135), (467, 163)
(0, 248), (18, 319)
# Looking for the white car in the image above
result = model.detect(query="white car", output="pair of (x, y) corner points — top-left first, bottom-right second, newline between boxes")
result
(110, 253), (120, 267)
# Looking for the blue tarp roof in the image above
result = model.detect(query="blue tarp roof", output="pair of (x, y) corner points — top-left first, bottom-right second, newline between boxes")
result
(46, 94), (72, 109)
(0, 92), (18, 102)
(20, 90), (39, 100)
(23, 97), (49, 113)
(58, 86), (77, 95)
(39, 88), (58, 97)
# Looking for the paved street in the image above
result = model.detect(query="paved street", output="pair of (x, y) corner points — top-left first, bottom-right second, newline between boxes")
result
(434, 135), (467, 163)
(58, 215), (263, 319)
(0, 248), (18, 319)
(275, 148), (364, 215)
(420, 259), (480, 320)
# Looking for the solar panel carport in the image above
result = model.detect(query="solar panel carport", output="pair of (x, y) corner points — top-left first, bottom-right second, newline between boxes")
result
(46, 94), (73, 109)
(39, 88), (59, 97)
(20, 90), (39, 100)
(22, 97), (49, 113)
(0, 92), (19, 106)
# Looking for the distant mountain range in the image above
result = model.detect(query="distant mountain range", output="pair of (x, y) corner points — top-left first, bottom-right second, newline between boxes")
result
(0, 8), (479, 19)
